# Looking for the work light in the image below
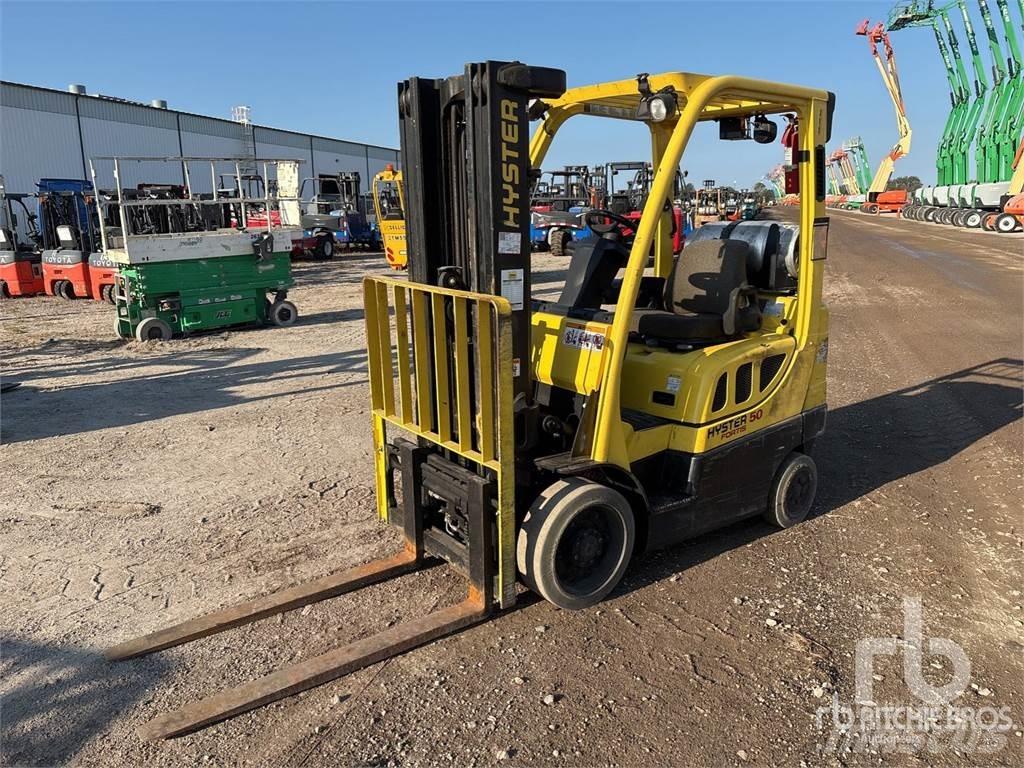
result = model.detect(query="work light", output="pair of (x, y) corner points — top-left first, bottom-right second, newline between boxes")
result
(635, 74), (678, 123)
(637, 91), (677, 123)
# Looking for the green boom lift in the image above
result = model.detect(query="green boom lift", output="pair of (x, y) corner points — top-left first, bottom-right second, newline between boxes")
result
(845, 137), (875, 192)
(990, 0), (1023, 180)
(889, 0), (1023, 222)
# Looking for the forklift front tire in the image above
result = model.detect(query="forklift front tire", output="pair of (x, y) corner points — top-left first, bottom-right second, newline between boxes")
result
(764, 452), (818, 529)
(549, 229), (571, 258)
(135, 317), (173, 342)
(316, 236), (334, 260)
(517, 478), (635, 610)
(269, 299), (298, 327)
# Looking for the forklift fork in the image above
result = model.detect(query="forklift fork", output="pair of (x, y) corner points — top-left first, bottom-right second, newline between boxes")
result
(110, 533), (492, 740)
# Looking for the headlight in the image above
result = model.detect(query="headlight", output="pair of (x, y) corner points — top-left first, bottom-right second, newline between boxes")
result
(648, 97), (669, 122)
(636, 89), (678, 123)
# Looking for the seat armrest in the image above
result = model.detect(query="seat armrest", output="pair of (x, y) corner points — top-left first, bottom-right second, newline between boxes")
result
(723, 283), (758, 336)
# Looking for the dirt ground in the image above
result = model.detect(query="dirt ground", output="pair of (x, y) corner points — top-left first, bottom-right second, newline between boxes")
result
(1, 213), (1022, 768)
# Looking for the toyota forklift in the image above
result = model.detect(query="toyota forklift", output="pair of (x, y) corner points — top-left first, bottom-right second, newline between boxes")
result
(38, 179), (118, 302)
(108, 63), (833, 740)
(0, 175), (45, 297)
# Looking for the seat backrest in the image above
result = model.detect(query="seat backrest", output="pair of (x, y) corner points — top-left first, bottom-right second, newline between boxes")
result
(557, 237), (629, 310)
(663, 239), (749, 316)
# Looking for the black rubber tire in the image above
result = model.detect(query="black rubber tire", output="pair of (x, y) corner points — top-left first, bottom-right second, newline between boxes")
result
(315, 236), (334, 260)
(764, 452), (818, 529)
(981, 215), (996, 232)
(516, 478), (635, 610)
(135, 317), (172, 342)
(0, 280), (8, 298)
(269, 299), (298, 327)
(995, 213), (1020, 233)
(951, 210), (966, 227)
(924, 207), (937, 222)
(57, 280), (74, 300)
(963, 210), (983, 228)
(549, 229), (571, 258)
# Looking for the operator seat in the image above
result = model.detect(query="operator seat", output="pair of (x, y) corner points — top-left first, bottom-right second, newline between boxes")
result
(629, 239), (760, 344)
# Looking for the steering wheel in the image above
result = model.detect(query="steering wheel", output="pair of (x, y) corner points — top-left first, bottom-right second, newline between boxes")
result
(584, 208), (636, 237)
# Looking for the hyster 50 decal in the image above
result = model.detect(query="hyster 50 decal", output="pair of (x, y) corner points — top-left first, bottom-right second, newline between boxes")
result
(707, 408), (764, 442)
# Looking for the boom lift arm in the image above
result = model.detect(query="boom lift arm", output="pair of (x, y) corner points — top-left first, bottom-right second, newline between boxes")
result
(889, 2), (976, 185)
(976, 0), (1009, 182)
(991, 0), (1023, 180)
(857, 20), (913, 196)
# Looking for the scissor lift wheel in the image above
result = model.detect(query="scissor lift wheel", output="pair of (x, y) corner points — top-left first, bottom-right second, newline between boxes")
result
(135, 317), (173, 342)
(517, 478), (636, 610)
(269, 299), (298, 326)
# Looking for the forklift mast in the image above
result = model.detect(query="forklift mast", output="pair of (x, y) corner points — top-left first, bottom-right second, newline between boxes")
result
(36, 179), (98, 252)
(398, 61), (566, 400)
(0, 176), (39, 250)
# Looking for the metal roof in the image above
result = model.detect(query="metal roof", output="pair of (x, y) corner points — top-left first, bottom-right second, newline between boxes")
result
(1, 80), (399, 152)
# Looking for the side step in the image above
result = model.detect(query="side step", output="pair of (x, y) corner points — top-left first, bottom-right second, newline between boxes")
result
(107, 548), (490, 740)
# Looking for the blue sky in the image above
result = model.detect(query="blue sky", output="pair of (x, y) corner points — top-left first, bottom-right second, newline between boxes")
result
(0, 0), (1007, 188)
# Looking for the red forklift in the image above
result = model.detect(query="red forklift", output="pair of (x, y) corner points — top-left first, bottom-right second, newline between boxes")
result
(39, 179), (116, 302)
(606, 161), (685, 253)
(0, 175), (44, 297)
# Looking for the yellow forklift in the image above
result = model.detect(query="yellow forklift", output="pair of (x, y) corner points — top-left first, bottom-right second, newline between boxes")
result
(372, 164), (407, 269)
(108, 63), (834, 739)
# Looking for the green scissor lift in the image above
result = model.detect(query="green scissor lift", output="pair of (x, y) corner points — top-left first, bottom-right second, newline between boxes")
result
(90, 157), (304, 341)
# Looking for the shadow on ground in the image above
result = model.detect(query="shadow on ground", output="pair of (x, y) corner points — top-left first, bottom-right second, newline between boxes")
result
(3, 343), (262, 386)
(615, 358), (1023, 596)
(0, 638), (171, 767)
(1, 348), (368, 442)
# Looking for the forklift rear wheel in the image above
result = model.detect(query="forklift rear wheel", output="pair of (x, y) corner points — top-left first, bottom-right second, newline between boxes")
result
(764, 452), (818, 529)
(57, 280), (74, 300)
(269, 299), (298, 327)
(0, 281), (8, 299)
(135, 317), (173, 342)
(549, 229), (571, 258)
(516, 478), (635, 610)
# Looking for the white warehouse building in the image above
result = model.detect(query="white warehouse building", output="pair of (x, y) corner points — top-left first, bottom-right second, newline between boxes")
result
(1, 80), (400, 202)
